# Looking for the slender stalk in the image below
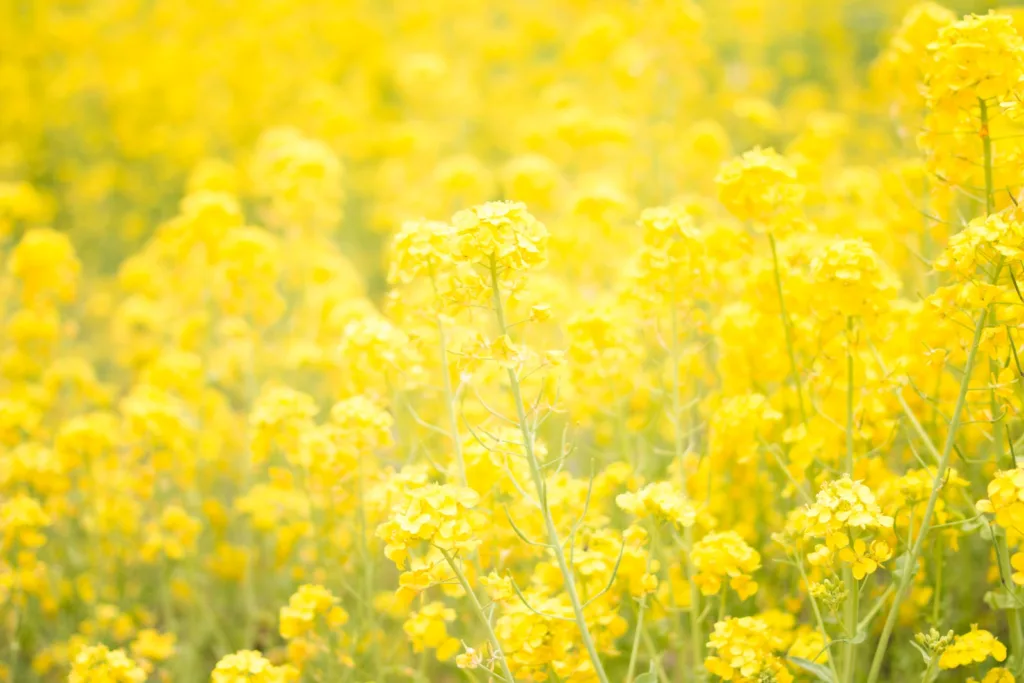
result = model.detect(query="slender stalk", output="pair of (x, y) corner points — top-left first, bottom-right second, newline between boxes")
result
(794, 555), (842, 683)
(995, 534), (1024, 671)
(865, 275), (1001, 683)
(846, 316), (855, 475)
(669, 288), (703, 679)
(355, 455), (382, 676)
(642, 628), (674, 683)
(841, 569), (858, 683)
(932, 538), (942, 627)
(441, 549), (515, 683)
(980, 95), (1024, 667)
(436, 307), (482, 585)
(626, 596), (648, 683)
(921, 655), (939, 683)
(842, 316), (858, 683)
(489, 259), (611, 683)
(980, 98), (995, 217)
(435, 306), (468, 485)
(769, 232), (808, 424)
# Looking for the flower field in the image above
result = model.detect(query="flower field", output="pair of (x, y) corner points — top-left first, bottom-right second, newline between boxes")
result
(6, 0), (1024, 681)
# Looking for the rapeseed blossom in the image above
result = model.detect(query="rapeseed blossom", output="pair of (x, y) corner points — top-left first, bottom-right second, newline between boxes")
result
(3, 2), (1024, 683)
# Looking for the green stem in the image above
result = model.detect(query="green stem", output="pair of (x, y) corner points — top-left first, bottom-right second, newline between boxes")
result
(436, 313), (468, 486)
(769, 232), (808, 424)
(842, 317), (858, 682)
(932, 536), (942, 627)
(846, 316), (855, 475)
(841, 569), (858, 683)
(441, 549), (515, 683)
(626, 597), (648, 683)
(489, 259), (611, 683)
(980, 98), (995, 217)
(355, 455), (382, 676)
(921, 655), (939, 683)
(642, 628), (674, 683)
(996, 535), (1024, 672)
(669, 291), (702, 679)
(981, 95), (1024, 667)
(794, 555), (842, 683)
(865, 265), (1002, 683)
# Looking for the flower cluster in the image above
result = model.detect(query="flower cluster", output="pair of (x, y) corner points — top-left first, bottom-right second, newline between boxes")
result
(377, 484), (485, 568)
(704, 616), (794, 683)
(4, 2), (1024, 683)
(938, 625), (1008, 670)
(616, 481), (697, 529)
(690, 531), (761, 599)
(796, 476), (895, 579)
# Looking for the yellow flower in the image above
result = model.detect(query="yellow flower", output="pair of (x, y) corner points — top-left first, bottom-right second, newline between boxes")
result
(210, 650), (293, 683)
(939, 625), (1008, 670)
(691, 531), (761, 599)
(616, 481), (697, 529)
(451, 201), (548, 272)
(715, 147), (804, 228)
(68, 645), (146, 683)
(838, 539), (879, 580)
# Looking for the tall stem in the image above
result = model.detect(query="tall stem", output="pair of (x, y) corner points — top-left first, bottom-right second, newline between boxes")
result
(441, 549), (515, 683)
(980, 95), (1024, 668)
(996, 535), (1024, 672)
(769, 232), (808, 424)
(626, 596), (648, 683)
(489, 260), (611, 683)
(841, 317), (858, 682)
(846, 316), (855, 475)
(794, 555), (842, 683)
(436, 309), (468, 486)
(980, 98), (995, 217)
(841, 569), (858, 683)
(865, 264), (1001, 683)
(669, 287), (703, 679)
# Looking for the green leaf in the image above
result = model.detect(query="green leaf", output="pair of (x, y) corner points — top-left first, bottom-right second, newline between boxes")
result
(849, 629), (867, 645)
(787, 656), (836, 683)
(633, 660), (658, 683)
(909, 640), (932, 664)
(985, 587), (1019, 610)
(959, 517), (984, 533)
(891, 552), (915, 580)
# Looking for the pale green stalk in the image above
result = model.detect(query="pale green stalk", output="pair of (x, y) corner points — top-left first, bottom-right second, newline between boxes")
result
(769, 232), (808, 424)
(842, 316), (858, 683)
(626, 596), (648, 683)
(981, 95), (1024, 668)
(866, 270), (1000, 683)
(668, 286), (703, 681)
(794, 554), (842, 683)
(489, 259), (611, 683)
(441, 548), (516, 683)
(431, 270), (469, 486)
(995, 534), (1024, 672)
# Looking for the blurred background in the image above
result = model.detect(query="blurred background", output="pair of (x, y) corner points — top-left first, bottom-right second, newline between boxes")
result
(0, 0), (1016, 285)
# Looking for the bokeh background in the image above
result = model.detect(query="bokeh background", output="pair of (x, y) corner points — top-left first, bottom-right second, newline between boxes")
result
(0, 0), (1014, 284)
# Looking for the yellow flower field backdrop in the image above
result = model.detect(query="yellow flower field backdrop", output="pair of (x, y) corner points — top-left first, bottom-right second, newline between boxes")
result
(5, 0), (1024, 681)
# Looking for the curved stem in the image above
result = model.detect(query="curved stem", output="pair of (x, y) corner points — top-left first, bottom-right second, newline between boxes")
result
(769, 232), (808, 424)
(669, 288), (703, 679)
(846, 316), (855, 475)
(441, 549), (515, 683)
(436, 312), (468, 486)
(626, 596), (647, 683)
(794, 555), (842, 683)
(866, 266), (1001, 683)
(488, 259), (611, 683)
